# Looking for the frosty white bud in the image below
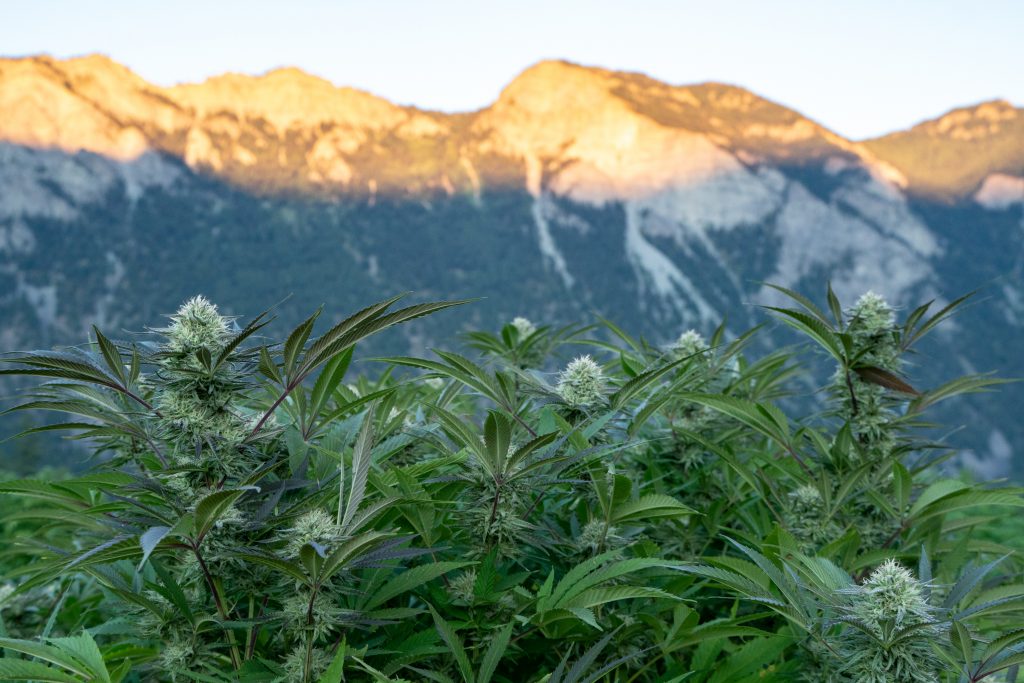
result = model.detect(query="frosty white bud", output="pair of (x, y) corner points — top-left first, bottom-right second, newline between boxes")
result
(672, 329), (708, 359)
(159, 637), (195, 672)
(283, 509), (343, 558)
(448, 570), (477, 603)
(783, 484), (839, 550)
(848, 291), (895, 336)
(283, 643), (331, 683)
(165, 296), (229, 352)
(789, 484), (823, 509)
(575, 519), (624, 554)
(511, 316), (537, 338)
(557, 355), (605, 408)
(424, 377), (444, 390)
(856, 558), (932, 628)
(831, 557), (942, 681)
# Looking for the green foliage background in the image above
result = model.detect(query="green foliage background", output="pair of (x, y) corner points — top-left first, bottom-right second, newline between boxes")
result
(0, 286), (1023, 682)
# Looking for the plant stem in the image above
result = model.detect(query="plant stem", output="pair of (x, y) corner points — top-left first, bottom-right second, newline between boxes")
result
(486, 480), (502, 548)
(248, 381), (296, 439)
(304, 585), (320, 683)
(193, 544), (242, 670)
(845, 370), (860, 417)
(509, 410), (538, 438)
(246, 594), (270, 660)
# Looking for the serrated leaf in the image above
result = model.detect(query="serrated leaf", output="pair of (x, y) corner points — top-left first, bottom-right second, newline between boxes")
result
(0, 659), (80, 683)
(612, 494), (695, 523)
(137, 525), (171, 572)
(194, 487), (258, 540)
(365, 562), (473, 611)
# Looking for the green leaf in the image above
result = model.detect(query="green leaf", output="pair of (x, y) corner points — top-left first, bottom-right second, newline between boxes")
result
(137, 525), (171, 572)
(365, 562), (473, 611)
(320, 530), (394, 583)
(232, 553), (309, 585)
(283, 308), (322, 377)
(826, 282), (843, 325)
(258, 346), (281, 383)
(909, 373), (1012, 414)
(903, 291), (974, 350)
(214, 310), (272, 370)
(612, 494), (695, 523)
(476, 624), (513, 683)
(316, 641), (347, 683)
(92, 326), (126, 385)
(909, 480), (971, 516)
(341, 403), (377, 531)
(893, 462), (911, 513)
(49, 631), (109, 683)
(194, 487), (258, 541)
(0, 659), (80, 683)
(679, 394), (789, 448)
(483, 411), (512, 474)
(762, 283), (832, 324)
(915, 490), (1024, 523)
(429, 606), (473, 683)
(763, 306), (844, 362)
(950, 620), (974, 669)
(0, 637), (91, 678)
(608, 354), (692, 410)
(562, 585), (676, 610)
(310, 349), (353, 416)
(299, 299), (471, 381)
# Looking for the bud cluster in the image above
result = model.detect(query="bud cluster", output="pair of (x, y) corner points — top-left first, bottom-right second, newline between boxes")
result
(557, 355), (606, 408)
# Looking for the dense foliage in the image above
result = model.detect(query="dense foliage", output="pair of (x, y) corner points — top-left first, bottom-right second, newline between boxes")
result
(1, 286), (1023, 682)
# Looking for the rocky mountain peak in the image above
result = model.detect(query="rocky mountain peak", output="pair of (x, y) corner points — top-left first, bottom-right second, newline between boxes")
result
(0, 54), (166, 159)
(165, 67), (411, 131)
(866, 99), (1024, 199)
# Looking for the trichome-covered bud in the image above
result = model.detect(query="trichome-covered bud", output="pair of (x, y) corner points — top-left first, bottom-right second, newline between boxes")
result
(282, 509), (344, 558)
(856, 558), (933, 628)
(672, 329), (708, 360)
(164, 296), (229, 354)
(511, 316), (537, 339)
(557, 355), (605, 408)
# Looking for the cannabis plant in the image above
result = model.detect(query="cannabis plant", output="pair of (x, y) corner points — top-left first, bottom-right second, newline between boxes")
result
(0, 284), (1021, 682)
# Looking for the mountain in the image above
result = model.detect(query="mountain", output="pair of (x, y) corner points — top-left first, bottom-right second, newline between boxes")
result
(865, 100), (1024, 200)
(0, 55), (1021, 474)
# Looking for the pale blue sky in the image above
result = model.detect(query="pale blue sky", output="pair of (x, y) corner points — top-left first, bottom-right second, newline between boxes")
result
(2, 0), (1021, 139)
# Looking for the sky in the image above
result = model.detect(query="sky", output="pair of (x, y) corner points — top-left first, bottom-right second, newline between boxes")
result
(2, 0), (1022, 140)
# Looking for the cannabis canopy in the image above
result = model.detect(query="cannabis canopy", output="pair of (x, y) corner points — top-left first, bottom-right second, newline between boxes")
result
(0, 287), (1022, 683)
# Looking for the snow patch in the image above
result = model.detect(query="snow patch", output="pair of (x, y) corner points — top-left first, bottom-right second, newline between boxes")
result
(833, 179), (939, 256)
(624, 203), (715, 322)
(525, 155), (574, 288)
(0, 143), (119, 220)
(763, 183), (935, 305)
(0, 219), (35, 254)
(962, 429), (1015, 478)
(18, 280), (58, 327)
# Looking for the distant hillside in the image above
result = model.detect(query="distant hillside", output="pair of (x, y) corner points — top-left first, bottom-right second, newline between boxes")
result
(1, 55), (1022, 474)
(865, 100), (1024, 200)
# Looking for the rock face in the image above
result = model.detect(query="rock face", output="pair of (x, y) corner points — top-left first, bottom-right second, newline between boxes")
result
(0, 55), (1022, 473)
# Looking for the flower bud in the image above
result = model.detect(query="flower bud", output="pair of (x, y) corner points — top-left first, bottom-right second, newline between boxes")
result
(557, 355), (605, 408)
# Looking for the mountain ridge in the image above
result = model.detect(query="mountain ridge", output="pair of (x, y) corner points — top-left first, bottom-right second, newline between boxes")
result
(2, 54), (1018, 200)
